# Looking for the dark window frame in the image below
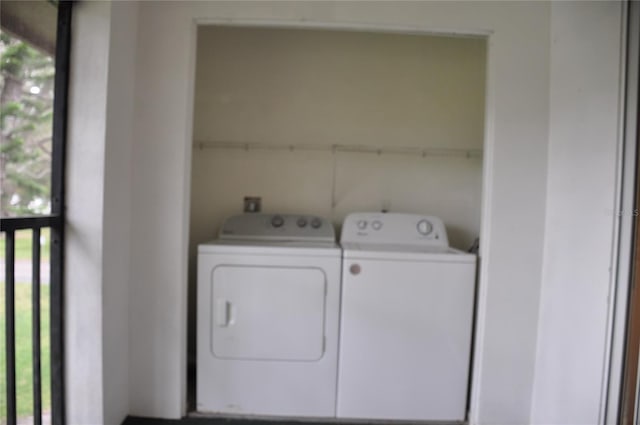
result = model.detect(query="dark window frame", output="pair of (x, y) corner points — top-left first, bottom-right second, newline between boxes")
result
(1, 2), (72, 424)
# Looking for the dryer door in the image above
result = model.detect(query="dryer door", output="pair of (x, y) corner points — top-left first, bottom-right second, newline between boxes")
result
(210, 265), (326, 361)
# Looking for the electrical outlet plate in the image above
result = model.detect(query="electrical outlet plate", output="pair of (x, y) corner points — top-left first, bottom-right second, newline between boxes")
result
(244, 196), (261, 213)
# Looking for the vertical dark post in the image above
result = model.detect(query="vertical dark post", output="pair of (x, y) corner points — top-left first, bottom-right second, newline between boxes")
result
(32, 228), (42, 425)
(5, 230), (17, 425)
(50, 2), (72, 424)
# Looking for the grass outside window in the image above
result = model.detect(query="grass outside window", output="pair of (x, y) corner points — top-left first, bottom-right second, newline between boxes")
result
(0, 230), (50, 262)
(1, 229), (52, 423)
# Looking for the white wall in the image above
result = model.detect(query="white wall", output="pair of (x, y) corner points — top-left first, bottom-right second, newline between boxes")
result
(66, 1), (136, 424)
(191, 27), (485, 248)
(531, 2), (625, 423)
(102, 2), (137, 424)
(63, 1), (630, 423)
(129, 2), (550, 423)
(66, 1), (109, 421)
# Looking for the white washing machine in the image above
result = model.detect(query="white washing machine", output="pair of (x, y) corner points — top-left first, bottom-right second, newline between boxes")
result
(197, 213), (341, 418)
(337, 212), (477, 422)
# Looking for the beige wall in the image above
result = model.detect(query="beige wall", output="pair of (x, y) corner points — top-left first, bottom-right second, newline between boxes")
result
(191, 27), (485, 249)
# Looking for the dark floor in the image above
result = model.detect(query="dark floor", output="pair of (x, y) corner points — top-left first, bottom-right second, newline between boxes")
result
(122, 416), (371, 425)
(122, 416), (459, 425)
(122, 417), (312, 425)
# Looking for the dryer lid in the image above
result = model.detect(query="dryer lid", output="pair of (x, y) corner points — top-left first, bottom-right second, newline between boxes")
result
(199, 239), (340, 257)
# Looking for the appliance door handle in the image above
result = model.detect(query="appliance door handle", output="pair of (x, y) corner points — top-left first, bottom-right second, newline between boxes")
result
(215, 299), (234, 327)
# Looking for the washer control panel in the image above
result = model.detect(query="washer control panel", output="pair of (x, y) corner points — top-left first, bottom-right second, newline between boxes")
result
(340, 212), (449, 247)
(219, 213), (335, 242)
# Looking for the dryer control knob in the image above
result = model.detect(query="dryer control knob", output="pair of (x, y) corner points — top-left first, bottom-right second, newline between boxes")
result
(357, 220), (368, 230)
(297, 217), (308, 228)
(310, 218), (322, 229)
(417, 219), (433, 235)
(372, 220), (383, 230)
(271, 215), (285, 228)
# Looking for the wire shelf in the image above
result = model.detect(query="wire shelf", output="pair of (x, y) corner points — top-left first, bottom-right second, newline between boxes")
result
(194, 140), (483, 159)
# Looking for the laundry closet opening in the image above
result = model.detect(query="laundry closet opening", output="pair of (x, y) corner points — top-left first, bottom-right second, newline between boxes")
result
(187, 24), (487, 414)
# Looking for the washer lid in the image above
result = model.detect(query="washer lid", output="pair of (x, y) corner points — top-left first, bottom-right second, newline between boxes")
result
(342, 242), (476, 263)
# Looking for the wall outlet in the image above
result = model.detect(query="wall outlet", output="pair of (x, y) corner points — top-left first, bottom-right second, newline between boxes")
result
(244, 197), (261, 213)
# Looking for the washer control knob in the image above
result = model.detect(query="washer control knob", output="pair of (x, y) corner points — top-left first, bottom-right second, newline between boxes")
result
(417, 219), (433, 236)
(310, 217), (322, 229)
(297, 217), (308, 228)
(271, 215), (285, 228)
(357, 220), (368, 230)
(372, 220), (383, 230)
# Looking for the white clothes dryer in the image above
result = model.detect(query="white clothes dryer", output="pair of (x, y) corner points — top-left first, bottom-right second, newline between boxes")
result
(197, 213), (341, 418)
(337, 212), (477, 422)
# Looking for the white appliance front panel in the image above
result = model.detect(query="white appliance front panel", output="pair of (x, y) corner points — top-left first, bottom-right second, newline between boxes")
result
(197, 250), (341, 417)
(337, 257), (476, 421)
(211, 265), (326, 361)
